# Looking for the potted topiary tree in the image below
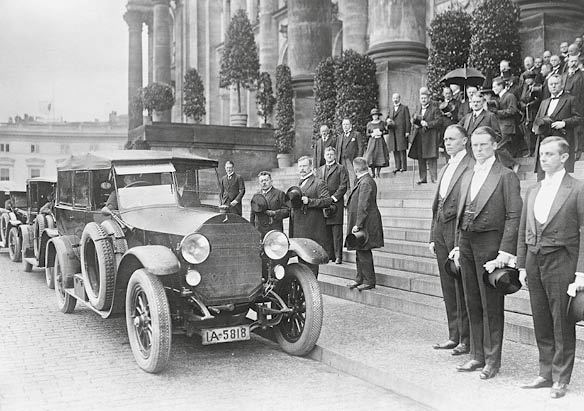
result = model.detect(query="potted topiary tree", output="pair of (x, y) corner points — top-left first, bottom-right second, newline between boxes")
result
(219, 9), (260, 127)
(275, 64), (294, 167)
(256, 72), (276, 128)
(140, 82), (175, 122)
(183, 68), (206, 123)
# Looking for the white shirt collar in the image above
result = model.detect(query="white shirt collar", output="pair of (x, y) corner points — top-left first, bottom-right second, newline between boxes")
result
(473, 108), (484, 117)
(356, 171), (369, 179)
(301, 171), (314, 181)
(498, 89), (507, 98)
(474, 155), (496, 172)
(262, 186), (273, 194)
(448, 150), (467, 165)
(227, 172), (234, 178)
(542, 168), (566, 186)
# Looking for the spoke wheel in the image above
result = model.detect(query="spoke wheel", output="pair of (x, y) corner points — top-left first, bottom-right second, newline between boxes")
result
(274, 263), (323, 356)
(8, 227), (22, 262)
(125, 269), (171, 374)
(54, 254), (76, 314)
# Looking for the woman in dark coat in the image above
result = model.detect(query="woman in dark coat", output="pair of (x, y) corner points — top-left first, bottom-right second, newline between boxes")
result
(364, 108), (389, 178)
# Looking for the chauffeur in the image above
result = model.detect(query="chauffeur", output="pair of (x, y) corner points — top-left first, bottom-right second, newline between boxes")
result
(219, 160), (245, 216)
(249, 171), (289, 239)
(451, 126), (522, 379)
(517, 137), (584, 398)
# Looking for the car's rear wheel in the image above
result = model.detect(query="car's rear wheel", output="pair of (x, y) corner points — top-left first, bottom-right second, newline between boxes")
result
(81, 222), (115, 310)
(8, 227), (22, 262)
(33, 214), (47, 259)
(0, 213), (10, 244)
(125, 269), (171, 374)
(273, 263), (323, 356)
(54, 253), (76, 314)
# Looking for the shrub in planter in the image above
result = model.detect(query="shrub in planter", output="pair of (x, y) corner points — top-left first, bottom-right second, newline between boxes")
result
(183, 68), (206, 123)
(274, 64), (294, 155)
(256, 72), (276, 127)
(140, 82), (174, 119)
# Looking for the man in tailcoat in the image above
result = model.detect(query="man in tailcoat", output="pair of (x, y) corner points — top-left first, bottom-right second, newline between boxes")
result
(336, 118), (364, 190)
(249, 171), (289, 239)
(316, 147), (349, 264)
(313, 124), (337, 168)
(346, 157), (384, 291)
(386, 93), (411, 173)
(452, 126), (522, 380)
(533, 74), (582, 179)
(219, 160), (245, 216)
(517, 137), (584, 398)
(429, 125), (474, 356)
(290, 156), (332, 276)
(492, 77), (520, 167)
(408, 87), (442, 184)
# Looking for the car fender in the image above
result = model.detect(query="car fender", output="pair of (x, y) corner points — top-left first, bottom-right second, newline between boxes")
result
(46, 236), (81, 279)
(38, 229), (58, 268)
(8, 212), (22, 225)
(288, 238), (329, 265)
(19, 224), (33, 257)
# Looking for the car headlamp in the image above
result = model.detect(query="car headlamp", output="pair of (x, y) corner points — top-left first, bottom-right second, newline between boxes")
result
(263, 230), (289, 260)
(181, 233), (211, 264)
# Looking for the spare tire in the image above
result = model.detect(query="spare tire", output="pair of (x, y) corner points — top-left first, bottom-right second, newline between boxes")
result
(33, 214), (47, 259)
(81, 222), (115, 310)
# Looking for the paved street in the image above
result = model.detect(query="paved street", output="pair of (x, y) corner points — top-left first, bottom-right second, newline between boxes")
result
(0, 250), (427, 411)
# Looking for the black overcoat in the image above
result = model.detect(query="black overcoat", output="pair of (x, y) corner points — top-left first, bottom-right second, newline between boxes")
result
(346, 173), (383, 251)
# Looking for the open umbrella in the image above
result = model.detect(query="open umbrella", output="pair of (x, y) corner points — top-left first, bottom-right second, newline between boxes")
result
(440, 67), (485, 87)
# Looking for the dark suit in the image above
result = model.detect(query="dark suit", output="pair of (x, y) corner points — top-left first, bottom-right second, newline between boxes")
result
(517, 173), (584, 384)
(519, 83), (542, 156)
(249, 187), (289, 239)
(219, 173), (245, 216)
(408, 103), (442, 182)
(430, 153), (474, 347)
(533, 93), (582, 176)
(336, 130), (364, 189)
(313, 136), (338, 168)
(456, 159), (522, 369)
(317, 162), (349, 261)
(346, 173), (384, 286)
(459, 109), (502, 155)
(290, 174), (332, 274)
(563, 69), (584, 152)
(386, 103), (411, 171)
(495, 91), (520, 163)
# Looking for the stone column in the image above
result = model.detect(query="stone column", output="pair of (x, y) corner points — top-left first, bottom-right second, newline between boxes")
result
(173, 0), (184, 122)
(338, 0), (367, 54)
(148, 21), (154, 85)
(153, 0), (172, 121)
(258, 0), (278, 78)
(288, 0), (332, 159)
(367, 0), (427, 119)
(124, 10), (143, 131)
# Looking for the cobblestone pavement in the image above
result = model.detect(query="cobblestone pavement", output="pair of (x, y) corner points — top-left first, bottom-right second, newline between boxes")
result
(0, 250), (428, 411)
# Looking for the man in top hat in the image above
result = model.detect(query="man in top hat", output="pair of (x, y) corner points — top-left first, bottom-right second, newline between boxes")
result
(313, 124), (337, 168)
(386, 93), (411, 173)
(316, 146), (349, 264)
(219, 160), (245, 216)
(533, 74), (582, 180)
(289, 156), (332, 276)
(346, 157), (383, 291)
(451, 126), (522, 379)
(409, 87), (442, 184)
(336, 118), (364, 190)
(517, 136), (584, 398)
(429, 125), (474, 355)
(499, 60), (521, 100)
(249, 171), (289, 239)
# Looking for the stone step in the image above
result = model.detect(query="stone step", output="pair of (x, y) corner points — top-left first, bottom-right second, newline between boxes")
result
(383, 216), (432, 230)
(342, 249), (438, 276)
(385, 227), (430, 243)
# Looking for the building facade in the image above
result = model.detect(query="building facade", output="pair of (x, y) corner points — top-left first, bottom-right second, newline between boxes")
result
(0, 122), (127, 188)
(124, 0), (584, 158)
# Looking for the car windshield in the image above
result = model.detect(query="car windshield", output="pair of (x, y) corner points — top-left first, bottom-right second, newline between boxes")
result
(175, 166), (220, 208)
(118, 184), (178, 209)
(12, 193), (27, 208)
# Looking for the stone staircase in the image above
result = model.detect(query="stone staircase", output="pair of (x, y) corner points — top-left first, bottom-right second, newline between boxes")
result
(240, 155), (584, 353)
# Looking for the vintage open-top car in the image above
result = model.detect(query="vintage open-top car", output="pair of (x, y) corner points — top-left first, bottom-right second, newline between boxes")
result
(46, 150), (328, 373)
(0, 182), (27, 255)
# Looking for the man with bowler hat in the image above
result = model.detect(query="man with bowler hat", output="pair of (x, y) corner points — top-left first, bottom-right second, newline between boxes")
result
(219, 160), (245, 216)
(517, 136), (584, 398)
(429, 125), (474, 355)
(346, 157), (383, 291)
(249, 171), (289, 239)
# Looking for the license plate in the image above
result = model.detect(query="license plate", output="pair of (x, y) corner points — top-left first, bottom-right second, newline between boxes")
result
(201, 325), (251, 345)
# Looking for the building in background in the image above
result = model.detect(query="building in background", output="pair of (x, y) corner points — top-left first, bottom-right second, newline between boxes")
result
(124, 0), (584, 158)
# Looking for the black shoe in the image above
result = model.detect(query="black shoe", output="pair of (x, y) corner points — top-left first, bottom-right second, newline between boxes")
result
(451, 343), (470, 356)
(400, 169), (407, 172)
(521, 376), (553, 389)
(432, 340), (457, 350)
(335, 258), (342, 264)
(392, 168), (399, 174)
(347, 281), (361, 289)
(456, 360), (484, 372)
(550, 382), (568, 399)
(479, 364), (499, 379)
(416, 180), (427, 185)
(357, 284), (375, 291)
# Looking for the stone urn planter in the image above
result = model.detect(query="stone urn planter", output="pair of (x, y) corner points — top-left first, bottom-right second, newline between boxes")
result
(277, 153), (293, 168)
(230, 113), (248, 127)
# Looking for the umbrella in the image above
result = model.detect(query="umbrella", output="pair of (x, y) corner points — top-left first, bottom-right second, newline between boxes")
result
(440, 67), (485, 87)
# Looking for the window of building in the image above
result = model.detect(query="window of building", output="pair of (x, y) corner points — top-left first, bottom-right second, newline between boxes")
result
(0, 168), (9, 181)
(0, 144), (9, 152)
(30, 168), (41, 179)
(30, 144), (40, 153)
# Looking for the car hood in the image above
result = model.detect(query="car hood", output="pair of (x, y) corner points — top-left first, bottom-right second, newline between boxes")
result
(119, 206), (243, 236)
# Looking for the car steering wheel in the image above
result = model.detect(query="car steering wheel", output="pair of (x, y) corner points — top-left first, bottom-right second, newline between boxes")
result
(124, 181), (149, 188)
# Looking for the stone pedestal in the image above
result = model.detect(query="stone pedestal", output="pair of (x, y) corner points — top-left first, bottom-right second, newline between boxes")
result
(124, 10), (144, 131)
(288, 0), (332, 160)
(338, 0), (368, 54)
(153, 0), (172, 122)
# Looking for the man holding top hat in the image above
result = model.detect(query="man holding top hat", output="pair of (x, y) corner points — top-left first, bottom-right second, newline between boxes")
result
(517, 136), (584, 398)
(249, 171), (289, 239)
(451, 126), (522, 379)
(288, 156), (332, 276)
(346, 157), (383, 291)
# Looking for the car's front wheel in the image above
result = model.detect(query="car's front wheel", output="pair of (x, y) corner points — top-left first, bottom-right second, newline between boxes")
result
(125, 269), (171, 374)
(273, 263), (323, 356)
(8, 227), (22, 262)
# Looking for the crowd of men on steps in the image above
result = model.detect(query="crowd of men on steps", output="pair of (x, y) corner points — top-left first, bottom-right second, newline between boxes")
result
(216, 37), (584, 399)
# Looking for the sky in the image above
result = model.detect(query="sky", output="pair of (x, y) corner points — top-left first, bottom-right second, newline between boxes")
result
(0, 0), (128, 122)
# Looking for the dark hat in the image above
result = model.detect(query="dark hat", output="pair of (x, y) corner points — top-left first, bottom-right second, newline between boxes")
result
(286, 186), (303, 209)
(522, 70), (537, 79)
(533, 116), (553, 136)
(412, 113), (423, 127)
(439, 100), (456, 115)
(483, 267), (522, 295)
(322, 203), (337, 219)
(345, 229), (369, 248)
(370, 108), (381, 116)
(479, 88), (496, 98)
(567, 291), (584, 323)
(251, 193), (268, 213)
(444, 258), (461, 279)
